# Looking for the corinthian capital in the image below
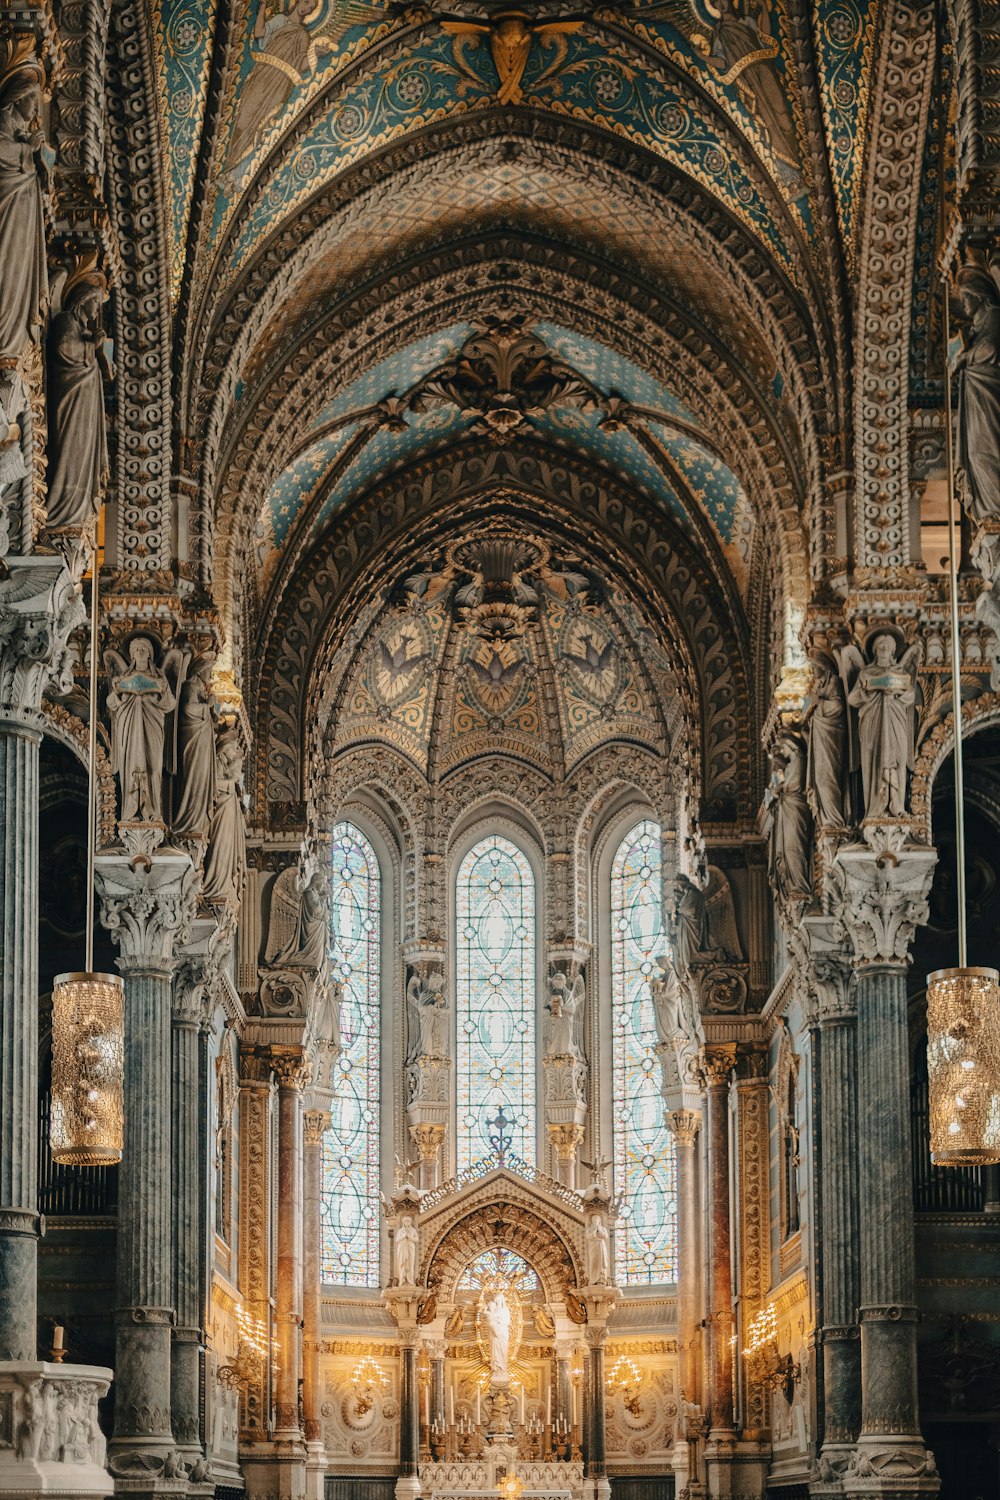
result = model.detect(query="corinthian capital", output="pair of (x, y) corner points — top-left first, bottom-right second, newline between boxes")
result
(94, 849), (197, 975)
(833, 839), (936, 967)
(0, 555), (83, 722)
(699, 1042), (737, 1087)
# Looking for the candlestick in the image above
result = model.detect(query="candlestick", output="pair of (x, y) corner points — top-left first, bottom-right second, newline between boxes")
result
(476, 1386), (481, 1425)
(546, 1384), (551, 1427)
(448, 1385), (454, 1428)
(50, 1325), (66, 1363)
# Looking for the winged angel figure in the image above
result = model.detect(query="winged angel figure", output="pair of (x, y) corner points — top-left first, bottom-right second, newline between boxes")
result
(836, 633), (921, 820)
(104, 637), (187, 824)
(620, 0), (800, 182)
(440, 10), (584, 105)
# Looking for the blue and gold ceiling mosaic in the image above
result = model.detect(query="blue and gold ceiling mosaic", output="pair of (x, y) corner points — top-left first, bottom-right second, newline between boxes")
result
(155, 0), (218, 298)
(811, 0), (879, 263)
(254, 319), (754, 592)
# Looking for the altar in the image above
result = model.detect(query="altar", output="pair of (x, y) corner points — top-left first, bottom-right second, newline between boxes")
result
(420, 1453), (583, 1498)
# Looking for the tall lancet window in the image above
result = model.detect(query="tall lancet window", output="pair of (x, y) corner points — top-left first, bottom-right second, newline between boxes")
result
(456, 835), (536, 1170)
(322, 821), (381, 1285)
(611, 820), (677, 1283)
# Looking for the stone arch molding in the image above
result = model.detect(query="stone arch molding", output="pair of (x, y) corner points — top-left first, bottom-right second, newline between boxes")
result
(420, 1180), (584, 1304)
(259, 465), (752, 831)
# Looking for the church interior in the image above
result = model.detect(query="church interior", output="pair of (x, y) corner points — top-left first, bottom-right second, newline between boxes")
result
(3, 0), (1000, 1498)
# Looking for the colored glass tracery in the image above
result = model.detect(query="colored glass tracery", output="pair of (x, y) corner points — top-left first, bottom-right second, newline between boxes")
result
(456, 835), (536, 1171)
(322, 822), (381, 1285)
(611, 820), (677, 1282)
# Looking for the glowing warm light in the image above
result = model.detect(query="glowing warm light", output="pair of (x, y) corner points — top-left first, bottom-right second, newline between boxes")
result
(927, 967), (1000, 1165)
(50, 972), (124, 1165)
(351, 1355), (389, 1414)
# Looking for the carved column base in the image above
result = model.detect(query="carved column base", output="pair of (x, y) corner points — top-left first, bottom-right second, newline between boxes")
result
(816, 1326), (861, 1482)
(0, 1361), (112, 1499)
(169, 1328), (201, 1464)
(241, 1445), (308, 1500)
(108, 1312), (175, 1476)
(842, 1438), (940, 1500)
(304, 1439), (326, 1500)
(703, 1439), (768, 1500)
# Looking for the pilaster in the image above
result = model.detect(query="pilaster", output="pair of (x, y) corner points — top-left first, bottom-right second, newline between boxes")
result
(302, 1103), (329, 1500)
(668, 1108), (702, 1499)
(700, 1043), (737, 1498)
(734, 1045), (771, 1442)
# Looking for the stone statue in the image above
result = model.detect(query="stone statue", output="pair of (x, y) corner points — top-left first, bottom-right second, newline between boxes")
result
(395, 1213), (419, 1285)
(202, 731), (248, 907)
(953, 265), (1000, 523)
(265, 868), (329, 968)
(585, 1212), (611, 1285)
(482, 1290), (512, 1379)
(673, 874), (708, 974)
(806, 658), (847, 827)
(45, 262), (113, 531)
(0, 40), (48, 357)
(765, 735), (812, 903)
(105, 637), (177, 824)
(15, 1380), (43, 1461)
(545, 968), (584, 1057)
(172, 654), (216, 837)
(0, 366), (27, 501)
(405, 968), (447, 1062)
(841, 635), (920, 819)
(650, 957), (677, 1047)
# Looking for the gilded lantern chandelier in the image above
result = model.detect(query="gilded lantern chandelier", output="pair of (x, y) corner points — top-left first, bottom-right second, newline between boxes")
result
(924, 278), (1000, 1167)
(50, 514), (125, 1166)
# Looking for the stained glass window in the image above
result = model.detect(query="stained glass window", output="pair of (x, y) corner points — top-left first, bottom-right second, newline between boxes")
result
(456, 836), (536, 1170)
(611, 820), (677, 1283)
(457, 1248), (540, 1297)
(322, 822), (381, 1285)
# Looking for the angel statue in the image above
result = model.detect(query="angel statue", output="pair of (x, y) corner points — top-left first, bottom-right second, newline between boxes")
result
(840, 633), (921, 819)
(544, 966), (584, 1058)
(405, 968), (447, 1063)
(0, 366), (27, 511)
(673, 867), (744, 972)
(264, 867), (329, 969)
(953, 264), (1000, 524)
(105, 636), (178, 824)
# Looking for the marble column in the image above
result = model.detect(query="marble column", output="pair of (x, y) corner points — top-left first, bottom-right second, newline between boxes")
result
(670, 1110), (702, 1408)
(700, 1044), (737, 1445)
(587, 1334), (608, 1493)
(270, 1049), (308, 1449)
(0, 557), (81, 1360)
(96, 848), (195, 1485)
(237, 1049), (274, 1443)
(807, 944), (862, 1486)
(835, 839), (938, 1497)
(170, 949), (217, 1481)
(302, 1103), (329, 1500)
(399, 1336), (419, 1486)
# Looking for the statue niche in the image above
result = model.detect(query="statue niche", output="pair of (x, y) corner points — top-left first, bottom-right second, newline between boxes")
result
(0, 37), (48, 359)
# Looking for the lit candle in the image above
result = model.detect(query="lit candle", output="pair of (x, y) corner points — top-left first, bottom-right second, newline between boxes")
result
(448, 1385), (455, 1428)
(572, 1385), (578, 1428)
(52, 1326), (64, 1353)
(546, 1385), (551, 1427)
(423, 1385), (429, 1425)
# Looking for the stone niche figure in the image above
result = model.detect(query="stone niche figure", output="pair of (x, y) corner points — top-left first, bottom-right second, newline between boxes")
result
(405, 968), (446, 1062)
(0, 365), (27, 501)
(765, 734), (813, 903)
(673, 874), (708, 975)
(806, 657), (847, 827)
(842, 634), (920, 819)
(45, 261), (113, 530)
(202, 730), (248, 908)
(953, 265), (1000, 524)
(105, 636), (177, 824)
(266, 867), (329, 968)
(394, 1213), (419, 1286)
(172, 653), (216, 837)
(544, 967), (584, 1057)
(482, 1290), (512, 1380)
(0, 40), (48, 358)
(585, 1210), (611, 1286)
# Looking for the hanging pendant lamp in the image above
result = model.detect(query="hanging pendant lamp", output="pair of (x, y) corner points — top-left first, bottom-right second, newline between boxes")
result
(925, 281), (1000, 1167)
(50, 518), (124, 1166)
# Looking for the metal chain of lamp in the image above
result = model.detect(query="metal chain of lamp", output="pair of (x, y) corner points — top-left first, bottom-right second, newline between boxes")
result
(50, 519), (124, 1166)
(925, 283), (1000, 1167)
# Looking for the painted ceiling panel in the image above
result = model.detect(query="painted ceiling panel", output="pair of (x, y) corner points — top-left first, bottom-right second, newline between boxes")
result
(155, 0), (218, 299)
(204, 18), (804, 292)
(811, 0), (879, 264)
